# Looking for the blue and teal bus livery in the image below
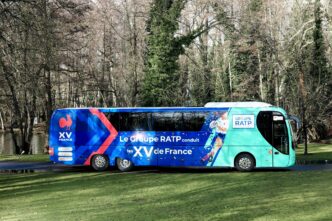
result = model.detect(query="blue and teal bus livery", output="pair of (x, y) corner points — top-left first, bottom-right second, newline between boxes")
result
(49, 102), (297, 172)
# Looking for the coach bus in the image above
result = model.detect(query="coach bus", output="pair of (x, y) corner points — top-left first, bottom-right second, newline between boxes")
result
(49, 102), (298, 172)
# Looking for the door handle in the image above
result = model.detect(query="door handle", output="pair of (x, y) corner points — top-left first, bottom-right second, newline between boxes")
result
(274, 152), (279, 155)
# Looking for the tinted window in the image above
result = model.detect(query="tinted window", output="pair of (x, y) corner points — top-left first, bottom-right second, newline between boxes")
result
(151, 112), (183, 131)
(120, 113), (150, 131)
(151, 112), (207, 131)
(106, 112), (150, 131)
(183, 112), (207, 131)
(273, 119), (289, 155)
(106, 113), (120, 131)
(107, 111), (207, 132)
(257, 112), (273, 144)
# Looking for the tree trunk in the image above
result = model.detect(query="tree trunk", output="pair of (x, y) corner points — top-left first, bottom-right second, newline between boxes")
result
(130, 14), (139, 107)
(228, 61), (233, 101)
(299, 70), (308, 154)
(0, 111), (4, 131)
(258, 50), (264, 100)
(10, 125), (20, 154)
(26, 91), (36, 154)
(43, 0), (53, 134)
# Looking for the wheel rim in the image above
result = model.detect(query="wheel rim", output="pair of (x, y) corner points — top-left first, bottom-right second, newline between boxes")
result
(239, 157), (251, 169)
(120, 159), (131, 168)
(95, 155), (106, 168)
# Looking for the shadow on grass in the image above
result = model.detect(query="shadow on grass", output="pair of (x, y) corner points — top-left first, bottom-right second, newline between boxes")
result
(132, 166), (291, 174)
(0, 165), (291, 175)
(297, 151), (332, 161)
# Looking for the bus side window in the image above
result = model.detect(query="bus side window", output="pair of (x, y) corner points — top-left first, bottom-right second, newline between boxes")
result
(151, 112), (207, 131)
(119, 113), (150, 131)
(273, 120), (289, 155)
(105, 113), (120, 131)
(151, 112), (183, 131)
(182, 112), (207, 131)
(257, 112), (273, 144)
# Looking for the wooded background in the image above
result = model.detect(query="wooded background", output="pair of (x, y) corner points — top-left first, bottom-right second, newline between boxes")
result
(0, 0), (331, 154)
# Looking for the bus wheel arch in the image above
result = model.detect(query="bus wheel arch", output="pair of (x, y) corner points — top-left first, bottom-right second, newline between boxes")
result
(116, 157), (134, 172)
(91, 154), (109, 171)
(234, 152), (255, 172)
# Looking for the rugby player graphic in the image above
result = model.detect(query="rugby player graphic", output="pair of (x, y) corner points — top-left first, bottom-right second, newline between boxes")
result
(201, 112), (229, 163)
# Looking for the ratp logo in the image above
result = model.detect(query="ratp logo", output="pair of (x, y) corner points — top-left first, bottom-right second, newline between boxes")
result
(233, 115), (255, 128)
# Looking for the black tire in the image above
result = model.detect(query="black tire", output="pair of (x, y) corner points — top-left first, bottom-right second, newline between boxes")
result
(235, 153), (255, 172)
(116, 158), (133, 172)
(91, 154), (109, 171)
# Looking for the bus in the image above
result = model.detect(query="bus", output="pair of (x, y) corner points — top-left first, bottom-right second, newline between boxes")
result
(49, 102), (298, 172)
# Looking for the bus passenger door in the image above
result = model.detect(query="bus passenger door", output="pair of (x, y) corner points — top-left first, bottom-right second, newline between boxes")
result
(271, 114), (290, 167)
(257, 111), (289, 167)
(257, 112), (273, 167)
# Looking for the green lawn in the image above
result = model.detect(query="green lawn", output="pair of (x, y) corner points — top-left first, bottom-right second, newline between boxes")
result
(0, 171), (332, 220)
(0, 154), (49, 162)
(296, 143), (332, 161)
(0, 144), (332, 220)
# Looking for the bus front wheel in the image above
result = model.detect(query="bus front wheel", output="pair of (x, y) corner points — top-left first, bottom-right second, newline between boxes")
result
(117, 158), (133, 172)
(91, 154), (109, 171)
(235, 153), (255, 172)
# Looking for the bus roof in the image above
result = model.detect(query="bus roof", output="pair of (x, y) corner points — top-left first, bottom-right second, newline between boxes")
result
(55, 102), (276, 112)
(204, 102), (272, 108)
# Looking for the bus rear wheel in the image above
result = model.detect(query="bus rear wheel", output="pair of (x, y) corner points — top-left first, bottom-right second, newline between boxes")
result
(235, 153), (255, 172)
(91, 154), (109, 171)
(117, 158), (133, 172)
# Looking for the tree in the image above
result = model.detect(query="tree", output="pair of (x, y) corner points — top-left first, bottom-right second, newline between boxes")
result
(229, 0), (262, 101)
(311, 0), (329, 86)
(0, 1), (43, 154)
(142, 0), (208, 106)
(0, 0), (91, 154)
(304, 0), (331, 144)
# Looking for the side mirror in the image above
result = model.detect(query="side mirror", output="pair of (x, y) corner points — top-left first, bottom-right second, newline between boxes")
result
(288, 115), (301, 149)
(289, 115), (301, 131)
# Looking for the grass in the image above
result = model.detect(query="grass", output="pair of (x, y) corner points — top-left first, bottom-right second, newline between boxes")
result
(0, 144), (332, 220)
(0, 154), (49, 162)
(0, 170), (332, 221)
(296, 143), (332, 161)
